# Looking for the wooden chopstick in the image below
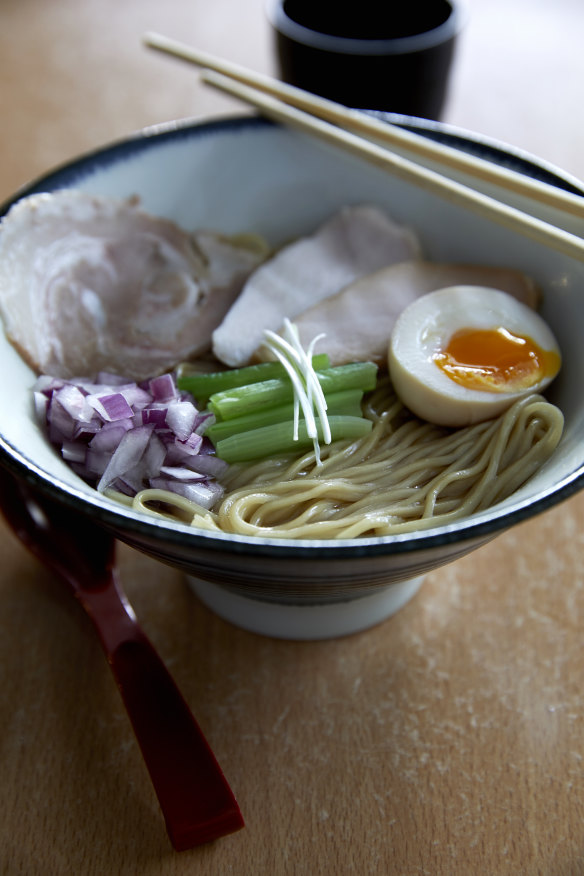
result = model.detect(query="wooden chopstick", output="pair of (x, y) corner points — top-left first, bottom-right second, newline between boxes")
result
(142, 32), (584, 261)
(196, 68), (584, 263)
(143, 31), (584, 221)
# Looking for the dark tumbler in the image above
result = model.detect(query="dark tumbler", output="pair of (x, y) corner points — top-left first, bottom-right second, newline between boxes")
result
(267, 0), (462, 119)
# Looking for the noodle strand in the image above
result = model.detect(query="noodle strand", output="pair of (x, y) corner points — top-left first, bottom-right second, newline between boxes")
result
(130, 377), (564, 540)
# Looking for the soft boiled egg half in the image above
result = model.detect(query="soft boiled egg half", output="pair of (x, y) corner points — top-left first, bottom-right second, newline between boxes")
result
(388, 286), (561, 427)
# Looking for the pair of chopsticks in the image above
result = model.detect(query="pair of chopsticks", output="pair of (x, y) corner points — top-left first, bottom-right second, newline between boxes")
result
(143, 32), (584, 263)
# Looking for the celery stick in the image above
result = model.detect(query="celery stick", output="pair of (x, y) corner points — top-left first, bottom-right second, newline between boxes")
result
(209, 362), (378, 421)
(177, 354), (330, 403)
(215, 415), (373, 463)
(206, 389), (364, 444)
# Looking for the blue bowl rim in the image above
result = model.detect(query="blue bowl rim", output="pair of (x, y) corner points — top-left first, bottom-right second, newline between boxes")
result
(1, 111), (583, 560)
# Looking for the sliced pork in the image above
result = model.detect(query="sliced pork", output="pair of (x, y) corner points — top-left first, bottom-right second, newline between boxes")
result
(271, 261), (540, 366)
(212, 204), (422, 367)
(0, 190), (265, 381)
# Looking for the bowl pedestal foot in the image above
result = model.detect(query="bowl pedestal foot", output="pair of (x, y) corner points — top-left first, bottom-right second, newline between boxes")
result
(187, 575), (425, 640)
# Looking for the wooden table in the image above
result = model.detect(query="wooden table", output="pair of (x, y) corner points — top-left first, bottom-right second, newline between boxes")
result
(1, 1), (583, 873)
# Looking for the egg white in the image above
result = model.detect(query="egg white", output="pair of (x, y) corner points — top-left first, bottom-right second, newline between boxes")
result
(388, 285), (561, 427)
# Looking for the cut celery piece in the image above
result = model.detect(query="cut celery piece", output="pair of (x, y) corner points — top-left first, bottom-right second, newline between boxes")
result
(206, 389), (364, 444)
(215, 415), (373, 463)
(209, 361), (378, 421)
(177, 354), (330, 403)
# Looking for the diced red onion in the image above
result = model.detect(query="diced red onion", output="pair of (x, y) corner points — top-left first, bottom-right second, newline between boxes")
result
(48, 400), (80, 442)
(107, 477), (137, 497)
(84, 449), (112, 477)
(184, 453), (228, 478)
(158, 465), (206, 482)
(193, 411), (215, 435)
(149, 373), (177, 402)
(120, 385), (152, 410)
(56, 384), (94, 422)
(149, 478), (223, 509)
(87, 392), (134, 422)
(178, 431), (204, 455)
(140, 431), (167, 478)
(33, 391), (49, 421)
(142, 407), (168, 428)
(114, 464), (152, 496)
(61, 440), (89, 464)
(89, 423), (132, 453)
(165, 400), (197, 441)
(97, 424), (155, 492)
(35, 375), (62, 394)
(34, 370), (224, 509)
(73, 419), (101, 441)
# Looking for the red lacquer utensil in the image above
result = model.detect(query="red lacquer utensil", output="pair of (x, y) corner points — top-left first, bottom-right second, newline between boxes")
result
(0, 464), (244, 851)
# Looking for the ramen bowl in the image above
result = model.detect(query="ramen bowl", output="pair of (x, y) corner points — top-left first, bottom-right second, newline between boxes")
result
(1, 114), (583, 639)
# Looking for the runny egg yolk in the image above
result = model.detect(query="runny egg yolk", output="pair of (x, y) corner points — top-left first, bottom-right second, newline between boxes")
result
(433, 326), (561, 393)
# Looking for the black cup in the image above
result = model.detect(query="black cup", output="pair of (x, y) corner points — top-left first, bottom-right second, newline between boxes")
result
(266, 0), (462, 119)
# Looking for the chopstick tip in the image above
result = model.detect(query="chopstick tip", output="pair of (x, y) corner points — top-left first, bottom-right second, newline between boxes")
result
(143, 31), (176, 52)
(143, 30), (160, 47)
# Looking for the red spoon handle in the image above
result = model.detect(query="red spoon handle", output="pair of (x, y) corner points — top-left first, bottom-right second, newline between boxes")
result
(0, 466), (244, 851)
(77, 576), (244, 849)
(109, 633), (244, 850)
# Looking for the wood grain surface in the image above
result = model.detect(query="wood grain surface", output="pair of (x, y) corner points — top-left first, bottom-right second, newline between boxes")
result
(1, 1), (583, 874)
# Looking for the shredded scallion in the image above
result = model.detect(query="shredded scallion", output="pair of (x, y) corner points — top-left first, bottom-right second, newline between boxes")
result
(262, 319), (330, 464)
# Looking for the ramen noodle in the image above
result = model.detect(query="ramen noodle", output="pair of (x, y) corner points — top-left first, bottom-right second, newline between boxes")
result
(130, 376), (564, 539)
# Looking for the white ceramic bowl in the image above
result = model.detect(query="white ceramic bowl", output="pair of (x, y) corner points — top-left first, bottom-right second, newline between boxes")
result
(1, 114), (583, 639)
